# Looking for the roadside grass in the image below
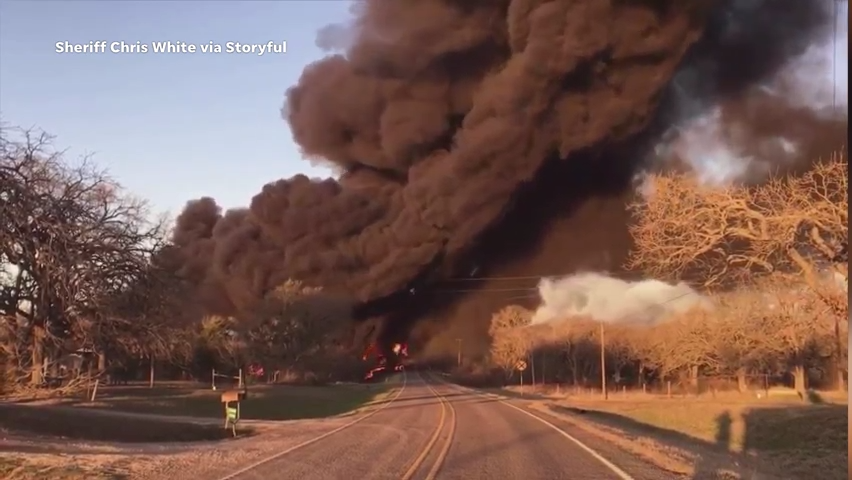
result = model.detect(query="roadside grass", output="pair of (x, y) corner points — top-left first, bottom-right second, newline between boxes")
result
(0, 402), (247, 442)
(0, 456), (123, 480)
(539, 390), (847, 480)
(66, 380), (393, 421)
(0, 375), (398, 443)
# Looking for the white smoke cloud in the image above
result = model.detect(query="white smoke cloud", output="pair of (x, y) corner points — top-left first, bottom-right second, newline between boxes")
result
(530, 272), (710, 326)
(775, 0), (849, 112)
(654, 0), (848, 186)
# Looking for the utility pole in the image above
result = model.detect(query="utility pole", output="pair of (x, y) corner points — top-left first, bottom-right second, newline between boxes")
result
(600, 321), (608, 400)
(832, 0), (839, 113)
(455, 338), (462, 367)
(530, 353), (536, 388)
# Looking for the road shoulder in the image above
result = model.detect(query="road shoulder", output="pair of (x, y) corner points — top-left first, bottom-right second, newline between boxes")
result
(526, 401), (793, 480)
(440, 381), (680, 480)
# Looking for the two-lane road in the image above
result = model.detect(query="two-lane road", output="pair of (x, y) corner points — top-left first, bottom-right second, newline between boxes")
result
(219, 373), (448, 480)
(216, 371), (674, 480)
(430, 378), (670, 480)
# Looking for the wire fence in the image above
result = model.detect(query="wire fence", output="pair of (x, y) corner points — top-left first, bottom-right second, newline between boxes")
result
(501, 372), (847, 400)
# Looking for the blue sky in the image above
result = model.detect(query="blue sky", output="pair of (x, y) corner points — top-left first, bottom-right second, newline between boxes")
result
(0, 0), (349, 219)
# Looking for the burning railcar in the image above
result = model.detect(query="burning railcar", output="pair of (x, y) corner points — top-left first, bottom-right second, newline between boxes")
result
(362, 342), (408, 381)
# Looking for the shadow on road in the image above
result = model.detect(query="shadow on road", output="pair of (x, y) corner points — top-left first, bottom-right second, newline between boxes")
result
(481, 388), (554, 401)
(368, 392), (472, 406)
(439, 429), (552, 472)
(372, 397), (498, 413)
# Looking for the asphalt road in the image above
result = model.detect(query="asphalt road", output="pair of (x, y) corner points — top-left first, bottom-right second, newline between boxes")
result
(218, 371), (675, 480)
(220, 373), (444, 480)
(431, 380), (671, 480)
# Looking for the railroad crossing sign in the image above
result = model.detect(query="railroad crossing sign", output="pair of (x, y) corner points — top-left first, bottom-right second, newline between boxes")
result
(515, 360), (528, 371)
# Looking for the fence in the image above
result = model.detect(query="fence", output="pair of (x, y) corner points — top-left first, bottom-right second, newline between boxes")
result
(499, 372), (848, 400)
(211, 368), (243, 390)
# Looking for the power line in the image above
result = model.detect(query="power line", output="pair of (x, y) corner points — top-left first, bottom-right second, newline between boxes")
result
(430, 287), (539, 294)
(426, 282), (703, 313)
(504, 293), (542, 301)
(566, 289), (701, 321)
(442, 274), (584, 282)
(631, 289), (698, 315)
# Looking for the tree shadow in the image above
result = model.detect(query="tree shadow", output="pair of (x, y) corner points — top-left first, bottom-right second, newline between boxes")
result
(369, 397), (498, 413)
(547, 401), (847, 480)
(0, 403), (253, 443)
(805, 390), (825, 404)
(367, 391), (471, 406)
(689, 412), (733, 480)
(741, 403), (847, 480)
(483, 387), (553, 401)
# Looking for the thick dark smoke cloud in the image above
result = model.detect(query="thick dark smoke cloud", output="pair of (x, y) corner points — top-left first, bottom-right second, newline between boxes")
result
(172, 0), (847, 357)
(646, 0), (848, 184)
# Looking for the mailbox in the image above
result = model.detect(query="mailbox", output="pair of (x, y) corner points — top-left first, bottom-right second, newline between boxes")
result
(220, 388), (247, 436)
(220, 389), (248, 403)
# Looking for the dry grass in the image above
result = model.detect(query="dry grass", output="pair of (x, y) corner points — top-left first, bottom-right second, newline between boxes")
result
(0, 455), (125, 480)
(559, 390), (846, 447)
(527, 388), (847, 480)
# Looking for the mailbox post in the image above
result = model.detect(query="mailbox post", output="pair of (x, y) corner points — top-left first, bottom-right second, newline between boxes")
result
(220, 388), (247, 437)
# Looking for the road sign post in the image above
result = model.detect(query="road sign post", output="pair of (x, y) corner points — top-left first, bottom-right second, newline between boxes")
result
(515, 360), (528, 394)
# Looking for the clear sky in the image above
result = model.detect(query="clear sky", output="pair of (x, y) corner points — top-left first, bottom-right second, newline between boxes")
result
(0, 0), (348, 219)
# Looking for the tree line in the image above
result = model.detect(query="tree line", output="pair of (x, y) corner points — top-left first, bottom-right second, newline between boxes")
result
(0, 127), (356, 392)
(486, 154), (848, 394)
(2, 124), (846, 394)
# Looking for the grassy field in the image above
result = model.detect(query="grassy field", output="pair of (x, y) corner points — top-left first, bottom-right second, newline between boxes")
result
(540, 390), (848, 480)
(69, 380), (393, 421)
(1, 378), (395, 443)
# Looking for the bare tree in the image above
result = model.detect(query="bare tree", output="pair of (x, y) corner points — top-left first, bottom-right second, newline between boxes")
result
(487, 305), (532, 378)
(642, 311), (716, 388)
(499, 272), (845, 394)
(237, 279), (353, 381)
(0, 126), (164, 385)
(628, 154), (847, 289)
(87, 251), (198, 384)
(627, 153), (848, 389)
(707, 293), (776, 391)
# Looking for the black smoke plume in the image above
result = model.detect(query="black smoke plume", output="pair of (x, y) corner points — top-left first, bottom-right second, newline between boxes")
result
(172, 0), (847, 358)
